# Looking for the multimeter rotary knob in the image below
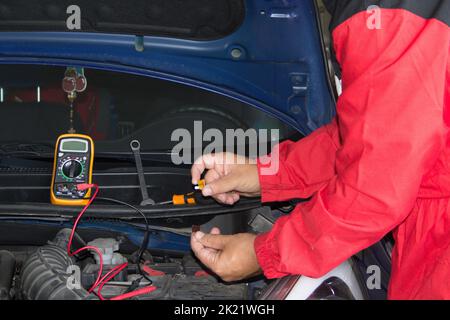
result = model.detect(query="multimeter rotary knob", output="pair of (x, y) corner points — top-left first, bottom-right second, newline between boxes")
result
(62, 160), (83, 179)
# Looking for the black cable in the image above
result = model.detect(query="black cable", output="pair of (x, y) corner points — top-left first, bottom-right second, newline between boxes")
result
(95, 196), (153, 284)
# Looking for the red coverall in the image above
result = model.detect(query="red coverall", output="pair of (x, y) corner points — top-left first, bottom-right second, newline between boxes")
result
(255, 0), (450, 299)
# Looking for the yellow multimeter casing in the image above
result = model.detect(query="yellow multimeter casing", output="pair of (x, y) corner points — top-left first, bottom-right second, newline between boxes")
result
(50, 134), (94, 206)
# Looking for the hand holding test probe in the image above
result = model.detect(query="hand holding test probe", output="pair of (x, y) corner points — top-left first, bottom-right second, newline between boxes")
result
(190, 152), (261, 205)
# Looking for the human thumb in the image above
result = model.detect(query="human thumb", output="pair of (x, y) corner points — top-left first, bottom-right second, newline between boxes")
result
(198, 234), (231, 250)
(202, 174), (238, 197)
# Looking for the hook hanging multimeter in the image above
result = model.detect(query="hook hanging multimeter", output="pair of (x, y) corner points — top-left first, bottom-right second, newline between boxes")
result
(51, 134), (94, 206)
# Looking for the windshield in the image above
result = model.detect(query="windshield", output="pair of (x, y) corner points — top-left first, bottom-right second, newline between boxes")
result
(0, 65), (297, 158)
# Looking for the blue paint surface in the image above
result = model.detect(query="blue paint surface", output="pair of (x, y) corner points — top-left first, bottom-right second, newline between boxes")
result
(7, 219), (191, 252)
(0, 0), (335, 135)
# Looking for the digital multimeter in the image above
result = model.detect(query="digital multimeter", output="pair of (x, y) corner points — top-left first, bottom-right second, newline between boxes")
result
(51, 134), (94, 206)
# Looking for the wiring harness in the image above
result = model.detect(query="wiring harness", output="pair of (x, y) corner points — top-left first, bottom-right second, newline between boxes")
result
(68, 183), (156, 300)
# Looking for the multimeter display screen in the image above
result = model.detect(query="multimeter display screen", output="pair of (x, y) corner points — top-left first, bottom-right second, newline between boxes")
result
(60, 139), (88, 153)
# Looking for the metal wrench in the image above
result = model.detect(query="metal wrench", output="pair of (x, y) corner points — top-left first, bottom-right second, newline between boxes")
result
(130, 140), (155, 206)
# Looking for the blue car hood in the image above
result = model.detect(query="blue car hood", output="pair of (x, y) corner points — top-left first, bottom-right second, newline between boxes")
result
(0, 0), (335, 134)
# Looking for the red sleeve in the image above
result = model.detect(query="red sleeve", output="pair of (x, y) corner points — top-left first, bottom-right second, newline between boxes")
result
(255, 10), (449, 278)
(257, 118), (340, 203)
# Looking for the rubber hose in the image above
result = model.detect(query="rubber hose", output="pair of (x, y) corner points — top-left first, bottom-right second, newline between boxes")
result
(20, 229), (97, 300)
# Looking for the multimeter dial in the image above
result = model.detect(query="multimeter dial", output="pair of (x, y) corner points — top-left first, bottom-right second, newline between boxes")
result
(57, 155), (87, 181)
(62, 159), (83, 179)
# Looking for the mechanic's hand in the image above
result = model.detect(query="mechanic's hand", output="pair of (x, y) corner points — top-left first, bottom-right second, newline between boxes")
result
(191, 152), (260, 205)
(191, 227), (261, 282)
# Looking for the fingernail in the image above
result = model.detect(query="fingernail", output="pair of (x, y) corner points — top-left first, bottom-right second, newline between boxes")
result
(202, 186), (212, 196)
(195, 231), (205, 240)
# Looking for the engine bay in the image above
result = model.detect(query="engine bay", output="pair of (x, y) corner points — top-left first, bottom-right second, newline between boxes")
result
(14, 229), (255, 300)
(0, 200), (277, 300)
(0, 163), (283, 300)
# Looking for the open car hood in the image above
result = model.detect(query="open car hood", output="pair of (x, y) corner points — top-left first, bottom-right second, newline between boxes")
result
(0, 0), (335, 134)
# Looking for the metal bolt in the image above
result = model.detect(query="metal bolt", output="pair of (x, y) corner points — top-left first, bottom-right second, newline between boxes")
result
(290, 105), (302, 114)
(231, 48), (243, 59)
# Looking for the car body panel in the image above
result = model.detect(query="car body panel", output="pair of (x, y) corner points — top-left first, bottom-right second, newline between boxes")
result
(0, 0), (335, 135)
